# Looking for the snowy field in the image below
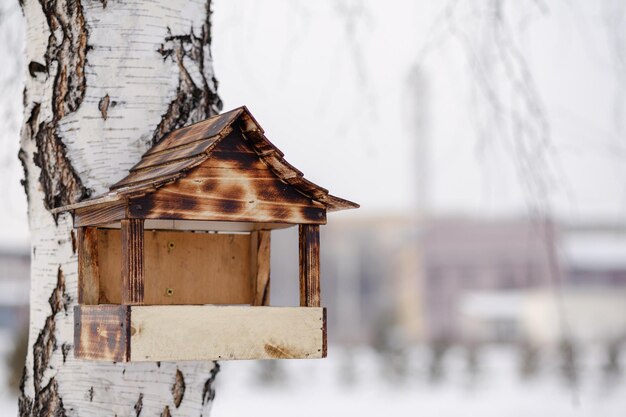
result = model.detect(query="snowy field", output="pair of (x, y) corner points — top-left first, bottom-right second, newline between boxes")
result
(1, 345), (625, 417)
(212, 346), (626, 417)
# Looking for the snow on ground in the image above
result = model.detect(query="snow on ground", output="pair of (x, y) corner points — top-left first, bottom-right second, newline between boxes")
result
(211, 346), (626, 417)
(1, 345), (625, 416)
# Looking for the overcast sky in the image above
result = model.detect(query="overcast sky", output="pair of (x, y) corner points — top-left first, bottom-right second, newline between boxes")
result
(1, 0), (624, 247)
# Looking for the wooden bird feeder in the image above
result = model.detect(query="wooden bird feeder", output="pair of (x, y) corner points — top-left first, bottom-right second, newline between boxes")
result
(53, 106), (358, 362)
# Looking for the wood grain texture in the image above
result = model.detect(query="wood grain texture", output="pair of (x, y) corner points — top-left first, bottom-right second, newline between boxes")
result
(54, 107), (358, 224)
(299, 224), (320, 307)
(139, 219), (292, 232)
(111, 108), (244, 190)
(98, 229), (252, 305)
(75, 200), (126, 227)
(128, 129), (327, 225)
(131, 137), (217, 171)
(77, 227), (99, 305)
(143, 108), (243, 157)
(74, 305), (130, 362)
(114, 155), (207, 190)
(129, 305), (326, 361)
(250, 230), (271, 306)
(121, 219), (144, 305)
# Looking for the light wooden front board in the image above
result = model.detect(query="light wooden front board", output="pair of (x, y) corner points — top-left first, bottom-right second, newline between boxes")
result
(129, 305), (325, 361)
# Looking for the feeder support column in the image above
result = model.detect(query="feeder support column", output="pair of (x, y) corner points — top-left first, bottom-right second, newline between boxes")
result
(299, 224), (320, 307)
(77, 226), (100, 305)
(121, 218), (145, 305)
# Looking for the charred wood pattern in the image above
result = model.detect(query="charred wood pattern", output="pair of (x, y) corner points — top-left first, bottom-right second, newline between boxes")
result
(75, 200), (126, 227)
(145, 108), (239, 156)
(251, 230), (271, 306)
(115, 155), (207, 190)
(299, 225), (320, 307)
(74, 305), (130, 362)
(78, 227), (99, 305)
(121, 219), (145, 305)
(128, 131), (327, 224)
(131, 137), (218, 171)
(54, 107), (357, 221)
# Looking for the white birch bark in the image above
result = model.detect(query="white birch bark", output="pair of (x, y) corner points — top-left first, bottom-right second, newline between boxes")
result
(19, 0), (222, 415)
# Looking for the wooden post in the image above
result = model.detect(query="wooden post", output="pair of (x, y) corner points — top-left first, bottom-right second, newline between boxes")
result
(77, 227), (100, 305)
(250, 230), (271, 306)
(299, 224), (320, 307)
(121, 219), (144, 305)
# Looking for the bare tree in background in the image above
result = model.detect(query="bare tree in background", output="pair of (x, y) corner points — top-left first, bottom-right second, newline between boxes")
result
(419, 0), (555, 220)
(418, 0), (571, 346)
(603, 0), (626, 133)
(17, 0), (222, 415)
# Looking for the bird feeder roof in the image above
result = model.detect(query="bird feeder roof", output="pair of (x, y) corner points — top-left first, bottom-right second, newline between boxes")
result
(52, 107), (358, 225)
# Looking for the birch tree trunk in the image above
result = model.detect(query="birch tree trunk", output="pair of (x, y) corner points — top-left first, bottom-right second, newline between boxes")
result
(18, 0), (222, 415)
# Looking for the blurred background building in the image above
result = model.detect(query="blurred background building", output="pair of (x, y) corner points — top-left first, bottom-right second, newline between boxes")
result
(0, 248), (29, 334)
(262, 214), (626, 353)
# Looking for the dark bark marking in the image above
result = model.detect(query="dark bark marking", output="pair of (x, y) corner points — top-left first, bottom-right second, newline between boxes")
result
(160, 406), (171, 417)
(172, 369), (185, 408)
(153, 0), (222, 146)
(21, 0), (92, 214)
(18, 367), (32, 416)
(70, 229), (77, 254)
(28, 61), (47, 77)
(61, 343), (70, 363)
(88, 386), (94, 402)
(34, 268), (67, 390)
(33, 120), (91, 214)
(18, 103), (42, 203)
(18, 148), (30, 203)
(201, 362), (220, 407)
(98, 94), (110, 120)
(40, 0), (88, 118)
(19, 267), (69, 417)
(26, 103), (41, 133)
(134, 393), (143, 417)
(33, 378), (67, 417)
